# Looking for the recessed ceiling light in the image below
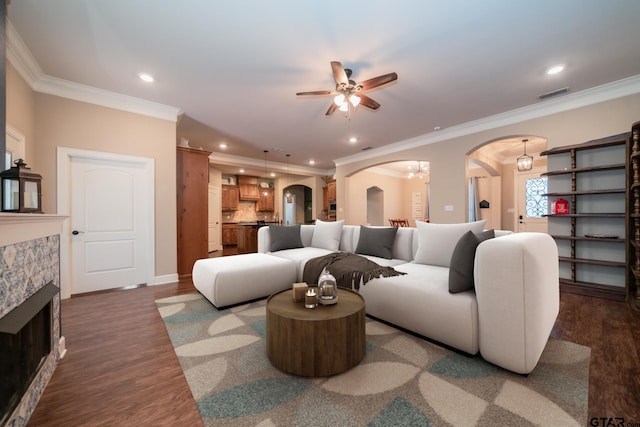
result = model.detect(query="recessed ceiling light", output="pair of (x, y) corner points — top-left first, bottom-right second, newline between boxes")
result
(270, 172), (276, 177)
(219, 143), (227, 149)
(349, 137), (358, 143)
(138, 72), (154, 82)
(309, 160), (315, 165)
(546, 64), (565, 75)
(238, 168), (245, 173)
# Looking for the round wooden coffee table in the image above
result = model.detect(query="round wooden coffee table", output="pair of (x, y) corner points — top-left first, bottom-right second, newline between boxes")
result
(266, 287), (365, 377)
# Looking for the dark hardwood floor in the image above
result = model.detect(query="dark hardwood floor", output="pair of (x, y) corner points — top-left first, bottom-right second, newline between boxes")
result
(27, 253), (640, 425)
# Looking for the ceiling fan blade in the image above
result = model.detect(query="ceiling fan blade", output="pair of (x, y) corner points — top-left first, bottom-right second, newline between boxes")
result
(296, 90), (333, 96)
(358, 94), (381, 110)
(330, 61), (349, 86)
(359, 72), (398, 91)
(325, 103), (339, 115)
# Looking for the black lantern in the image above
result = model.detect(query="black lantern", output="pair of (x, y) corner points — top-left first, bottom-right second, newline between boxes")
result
(1, 159), (43, 213)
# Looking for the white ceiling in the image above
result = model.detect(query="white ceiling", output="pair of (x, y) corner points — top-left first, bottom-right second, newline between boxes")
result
(7, 1), (640, 177)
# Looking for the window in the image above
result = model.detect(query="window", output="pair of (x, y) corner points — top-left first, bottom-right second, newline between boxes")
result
(525, 177), (548, 218)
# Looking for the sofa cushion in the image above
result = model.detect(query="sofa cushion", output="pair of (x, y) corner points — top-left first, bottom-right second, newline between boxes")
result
(355, 226), (398, 259)
(449, 229), (495, 293)
(360, 262), (479, 355)
(311, 219), (344, 251)
(414, 220), (487, 267)
(268, 224), (303, 252)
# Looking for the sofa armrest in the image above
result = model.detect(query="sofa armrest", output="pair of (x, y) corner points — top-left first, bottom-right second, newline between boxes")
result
(257, 226), (270, 253)
(474, 232), (559, 374)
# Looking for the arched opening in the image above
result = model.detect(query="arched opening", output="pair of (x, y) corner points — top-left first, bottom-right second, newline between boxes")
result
(366, 186), (384, 225)
(466, 135), (548, 232)
(283, 184), (312, 225)
(345, 161), (430, 227)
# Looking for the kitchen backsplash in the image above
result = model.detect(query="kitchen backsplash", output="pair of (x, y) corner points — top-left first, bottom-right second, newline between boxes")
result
(223, 201), (279, 223)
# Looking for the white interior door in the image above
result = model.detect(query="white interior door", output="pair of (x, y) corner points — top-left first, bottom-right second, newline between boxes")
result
(70, 156), (150, 294)
(208, 185), (220, 252)
(516, 168), (548, 233)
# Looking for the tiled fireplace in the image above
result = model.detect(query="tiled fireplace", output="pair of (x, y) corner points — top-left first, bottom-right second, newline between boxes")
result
(0, 214), (66, 427)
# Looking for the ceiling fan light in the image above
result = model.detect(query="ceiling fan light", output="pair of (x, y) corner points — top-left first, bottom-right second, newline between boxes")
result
(349, 95), (361, 107)
(334, 94), (345, 106)
(339, 102), (349, 112)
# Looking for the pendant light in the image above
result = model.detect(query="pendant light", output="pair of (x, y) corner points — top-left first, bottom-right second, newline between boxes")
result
(517, 139), (533, 171)
(285, 154), (291, 199)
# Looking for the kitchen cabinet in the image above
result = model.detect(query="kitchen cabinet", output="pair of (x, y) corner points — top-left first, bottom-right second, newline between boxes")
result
(257, 187), (274, 211)
(222, 185), (239, 211)
(238, 175), (260, 201)
(327, 179), (336, 201)
(237, 224), (258, 253)
(222, 223), (238, 246)
(177, 146), (211, 278)
(323, 187), (329, 211)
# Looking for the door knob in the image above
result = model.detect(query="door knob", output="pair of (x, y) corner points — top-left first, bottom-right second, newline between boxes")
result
(72, 230), (83, 235)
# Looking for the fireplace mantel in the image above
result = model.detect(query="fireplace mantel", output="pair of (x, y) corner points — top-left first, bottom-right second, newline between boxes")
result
(0, 213), (67, 247)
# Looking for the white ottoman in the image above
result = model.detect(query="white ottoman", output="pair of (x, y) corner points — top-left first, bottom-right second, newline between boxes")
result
(192, 253), (297, 308)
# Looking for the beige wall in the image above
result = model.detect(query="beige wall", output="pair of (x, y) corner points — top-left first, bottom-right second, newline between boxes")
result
(6, 62), (36, 168)
(7, 66), (178, 279)
(338, 93), (640, 224)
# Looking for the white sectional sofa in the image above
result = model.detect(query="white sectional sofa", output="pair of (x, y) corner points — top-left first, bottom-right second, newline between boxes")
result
(194, 219), (559, 374)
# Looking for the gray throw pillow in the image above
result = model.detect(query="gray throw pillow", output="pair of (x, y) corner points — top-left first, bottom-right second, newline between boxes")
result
(448, 229), (495, 293)
(269, 224), (303, 252)
(355, 226), (398, 259)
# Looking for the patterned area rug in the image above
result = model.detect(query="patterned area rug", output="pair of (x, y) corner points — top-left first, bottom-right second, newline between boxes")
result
(155, 293), (590, 426)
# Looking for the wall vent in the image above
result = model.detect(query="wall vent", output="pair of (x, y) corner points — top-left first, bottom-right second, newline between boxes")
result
(538, 87), (570, 100)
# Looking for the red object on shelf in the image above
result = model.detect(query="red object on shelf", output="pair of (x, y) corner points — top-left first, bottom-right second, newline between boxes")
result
(552, 198), (569, 214)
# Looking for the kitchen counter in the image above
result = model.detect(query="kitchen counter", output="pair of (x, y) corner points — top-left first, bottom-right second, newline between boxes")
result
(236, 222), (281, 252)
(237, 221), (281, 225)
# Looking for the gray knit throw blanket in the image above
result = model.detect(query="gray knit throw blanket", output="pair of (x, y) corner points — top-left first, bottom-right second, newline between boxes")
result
(302, 252), (405, 291)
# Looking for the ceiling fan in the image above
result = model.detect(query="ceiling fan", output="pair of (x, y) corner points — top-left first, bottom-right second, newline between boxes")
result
(296, 61), (398, 115)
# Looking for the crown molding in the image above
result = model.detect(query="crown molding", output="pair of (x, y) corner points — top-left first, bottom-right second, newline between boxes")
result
(334, 74), (640, 167)
(5, 18), (42, 88)
(33, 75), (182, 122)
(6, 19), (182, 122)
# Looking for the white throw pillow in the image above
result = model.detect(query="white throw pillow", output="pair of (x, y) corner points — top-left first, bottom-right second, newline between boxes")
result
(311, 219), (344, 251)
(414, 220), (487, 267)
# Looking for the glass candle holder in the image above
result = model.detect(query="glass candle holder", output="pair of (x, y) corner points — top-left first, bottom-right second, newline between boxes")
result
(304, 288), (317, 309)
(318, 269), (338, 305)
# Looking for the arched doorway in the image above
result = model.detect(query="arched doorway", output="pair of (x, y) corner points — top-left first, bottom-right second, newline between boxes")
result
(283, 184), (311, 225)
(466, 136), (548, 232)
(344, 161), (430, 226)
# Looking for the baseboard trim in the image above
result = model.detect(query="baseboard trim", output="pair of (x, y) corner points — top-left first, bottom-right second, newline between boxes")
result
(155, 274), (179, 285)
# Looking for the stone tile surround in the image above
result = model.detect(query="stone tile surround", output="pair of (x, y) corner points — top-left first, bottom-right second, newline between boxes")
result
(0, 214), (64, 427)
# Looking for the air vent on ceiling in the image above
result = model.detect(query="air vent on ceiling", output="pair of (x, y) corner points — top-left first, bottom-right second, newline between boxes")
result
(538, 87), (570, 100)
(361, 146), (373, 151)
